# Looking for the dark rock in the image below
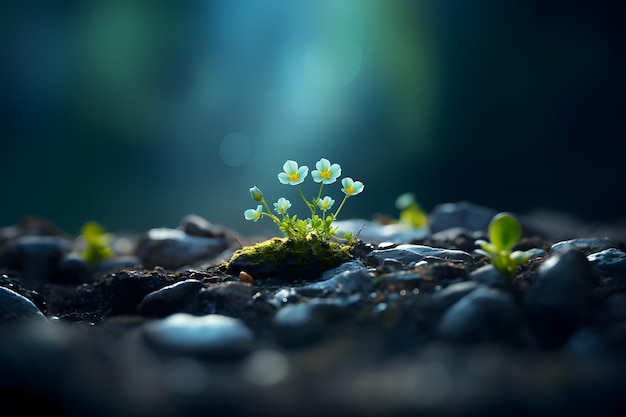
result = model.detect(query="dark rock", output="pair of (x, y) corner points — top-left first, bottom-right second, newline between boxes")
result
(318, 260), (367, 281)
(470, 264), (512, 290)
(551, 237), (624, 255)
(58, 252), (92, 284)
(272, 300), (349, 347)
(135, 228), (228, 269)
(142, 313), (255, 358)
(428, 201), (498, 233)
(0, 235), (70, 289)
(137, 279), (204, 318)
(524, 249), (597, 348)
(587, 248), (626, 280)
(0, 286), (46, 322)
(429, 280), (481, 311)
(296, 268), (375, 297)
(438, 285), (521, 343)
(366, 244), (474, 267)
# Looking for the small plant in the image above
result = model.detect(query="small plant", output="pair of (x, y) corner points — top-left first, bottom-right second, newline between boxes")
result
(80, 221), (113, 266)
(395, 192), (428, 228)
(244, 158), (364, 242)
(474, 212), (541, 278)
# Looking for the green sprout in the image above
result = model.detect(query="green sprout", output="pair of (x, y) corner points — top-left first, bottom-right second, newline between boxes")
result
(474, 212), (541, 278)
(244, 158), (364, 242)
(395, 192), (428, 228)
(80, 221), (114, 266)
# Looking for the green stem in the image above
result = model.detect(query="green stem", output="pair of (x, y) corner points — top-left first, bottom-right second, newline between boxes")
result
(260, 199), (281, 225)
(333, 195), (350, 219)
(297, 185), (314, 215)
(314, 183), (325, 215)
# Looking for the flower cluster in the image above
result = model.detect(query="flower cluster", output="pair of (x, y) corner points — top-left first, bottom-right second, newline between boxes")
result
(244, 158), (364, 241)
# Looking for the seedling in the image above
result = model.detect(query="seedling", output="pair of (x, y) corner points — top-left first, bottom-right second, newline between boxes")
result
(80, 221), (114, 266)
(395, 192), (428, 228)
(474, 212), (541, 278)
(244, 158), (364, 242)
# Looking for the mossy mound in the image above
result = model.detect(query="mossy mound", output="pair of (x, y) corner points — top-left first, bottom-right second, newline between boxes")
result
(224, 237), (353, 281)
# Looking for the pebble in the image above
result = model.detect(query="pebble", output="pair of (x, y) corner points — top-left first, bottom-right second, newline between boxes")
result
(137, 279), (204, 318)
(272, 300), (349, 347)
(377, 270), (425, 291)
(429, 281), (481, 311)
(318, 260), (368, 281)
(428, 201), (498, 233)
(143, 313), (254, 358)
(296, 268), (375, 298)
(0, 235), (69, 288)
(587, 248), (626, 280)
(469, 264), (512, 290)
(0, 286), (47, 322)
(270, 287), (302, 307)
(134, 228), (228, 269)
(551, 237), (624, 255)
(437, 285), (521, 343)
(366, 244), (474, 267)
(57, 252), (92, 284)
(524, 249), (597, 347)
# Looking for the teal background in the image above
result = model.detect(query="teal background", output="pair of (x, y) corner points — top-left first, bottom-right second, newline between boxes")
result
(2, 0), (624, 236)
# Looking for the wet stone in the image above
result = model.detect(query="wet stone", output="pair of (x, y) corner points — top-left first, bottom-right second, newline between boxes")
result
(428, 201), (498, 233)
(566, 327), (606, 354)
(137, 279), (204, 318)
(469, 264), (512, 291)
(272, 300), (349, 347)
(143, 313), (254, 358)
(551, 237), (624, 255)
(524, 249), (597, 348)
(135, 228), (227, 270)
(0, 235), (70, 288)
(270, 287), (302, 308)
(366, 244), (474, 267)
(179, 214), (225, 238)
(318, 260), (367, 281)
(295, 268), (376, 298)
(438, 285), (521, 343)
(58, 252), (92, 284)
(192, 282), (257, 318)
(377, 270), (425, 291)
(587, 248), (626, 280)
(0, 286), (47, 322)
(429, 281), (480, 311)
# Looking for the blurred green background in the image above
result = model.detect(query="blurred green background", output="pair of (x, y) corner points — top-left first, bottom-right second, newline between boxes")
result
(2, 0), (624, 236)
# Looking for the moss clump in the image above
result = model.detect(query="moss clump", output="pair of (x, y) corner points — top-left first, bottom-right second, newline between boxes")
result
(224, 236), (354, 281)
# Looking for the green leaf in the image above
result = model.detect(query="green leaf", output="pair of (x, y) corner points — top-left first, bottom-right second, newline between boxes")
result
(82, 222), (106, 244)
(489, 212), (522, 252)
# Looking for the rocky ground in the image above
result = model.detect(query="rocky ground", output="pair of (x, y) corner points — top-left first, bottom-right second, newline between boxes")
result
(1, 201), (626, 417)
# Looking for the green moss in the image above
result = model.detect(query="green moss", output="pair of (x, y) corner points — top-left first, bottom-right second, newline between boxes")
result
(224, 236), (353, 281)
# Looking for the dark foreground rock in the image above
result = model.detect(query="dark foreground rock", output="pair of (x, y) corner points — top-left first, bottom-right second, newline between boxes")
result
(1, 203), (626, 417)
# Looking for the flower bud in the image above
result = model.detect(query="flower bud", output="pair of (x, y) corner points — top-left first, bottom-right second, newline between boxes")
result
(249, 186), (264, 201)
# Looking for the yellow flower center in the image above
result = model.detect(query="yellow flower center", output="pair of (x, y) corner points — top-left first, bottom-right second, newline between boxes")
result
(289, 173), (299, 181)
(346, 186), (354, 194)
(321, 170), (331, 179)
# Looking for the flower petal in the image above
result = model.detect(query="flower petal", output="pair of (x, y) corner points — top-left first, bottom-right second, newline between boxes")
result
(278, 172), (290, 184)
